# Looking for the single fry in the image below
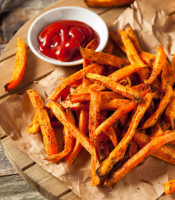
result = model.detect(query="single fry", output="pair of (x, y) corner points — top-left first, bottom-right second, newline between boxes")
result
(123, 24), (141, 53)
(145, 45), (166, 85)
(89, 90), (101, 185)
(80, 48), (129, 68)
(128, 139), (138, 158)
(84, 0), (134, 7)
(166, 95), (175, 129)
(86, 73), (141, 102)
(47, 63), (103, 101)
(133, 132), (175, 165)
(109, 64), (148, 82)
(119, 30), (150, 82)
(104, 130), (175, 186)
(109, 30), (125, 52)
(97, 93), (154, 178)
(27, 113), (40, 134)
(163, 180), (175, 195)
(47, 109), (75, 162)
(70, 91), (123, 103)
(65, 110), (89, 165)
(5, 37), (27, 91)
(142, 85), (174, 129)
(103, 38), (114, 54)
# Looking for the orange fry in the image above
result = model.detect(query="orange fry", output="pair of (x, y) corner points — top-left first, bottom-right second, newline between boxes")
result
(65, 110), (89, 165)
(119, 30), (149, 82)
(45, 101), (96, 156)
(86, 73), (141, 102)
(163, 180), (175, 195)
(84, 0), (134, 7)
(47, 109), (75, 162)
(5, 37), (27, 91)
(104, 130), (175, 186)
(145, 45), (166, 85)
(128, 139), (138, 158)
(109, 64), (148, 82)
(96, 93), (154, 177)
(27, 90), (58, 157)
(27, 113), (40, 134)
(142, 85), (174, 129)
(95, 102), (137, 139)
(80, 48), (129, 68)
(89, 90), (101, 186)
(133, 132), (175, 165)
(166, 95), (175, 129)
(47, 63), (103, 101)
(123, 24), (141, 53)
(70, 91), (123, 103)
(103, 38), (114, 54)
(109, 30), (125, 52)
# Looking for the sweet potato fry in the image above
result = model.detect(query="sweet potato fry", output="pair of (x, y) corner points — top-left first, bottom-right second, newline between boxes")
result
(65, 110), (89, 165)
(27, 113), (40, 134)
(96, 93), (154, 178)
(109, 64), (148, 82)
(27, 89), (58, 157)
(166, 95), (175, 129)
(84, 0), (134, 7)
(86, 73), (141, 102)
(70, 91), (123, 103)
(123, 24), (141, 53)
(171, 54), (175, 85)
(133, 132), (175, 165)
(163, 180), (175, 195)
(109, 30), (125, 53)
(46, 101), (100, 186)
(5, 37), (27, 91)
(128, 139), (138, 158)
(104, 130), (175, 186)
(47, 109), (75, 162)
(47, 63), (103, 101)
(119, 30), (150, 82)
(145, 45), (166, 85)
(89, 90), (101, 186)
(80, 48), (129, 68)
(142, 85), (174, 129)
(45, 101), (96, 156)
(139, 51), (155, 66)
(95, 102), (137, 140)
(103, 38), (114, 54)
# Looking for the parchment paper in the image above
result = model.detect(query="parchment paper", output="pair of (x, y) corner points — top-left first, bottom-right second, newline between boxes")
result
(1, 0), (175, 199)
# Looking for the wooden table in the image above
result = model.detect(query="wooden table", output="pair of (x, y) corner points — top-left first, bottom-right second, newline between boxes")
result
(0, 0), (125, 199)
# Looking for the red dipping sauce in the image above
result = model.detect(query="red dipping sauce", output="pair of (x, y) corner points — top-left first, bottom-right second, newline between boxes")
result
(38, 20), (99, 62)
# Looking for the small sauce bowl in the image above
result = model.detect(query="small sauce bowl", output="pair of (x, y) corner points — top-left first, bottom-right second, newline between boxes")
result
(28, 6), (108, 67)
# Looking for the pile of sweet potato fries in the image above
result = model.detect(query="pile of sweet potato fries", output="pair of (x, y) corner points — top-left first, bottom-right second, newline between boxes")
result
(26, 24), (175, 193)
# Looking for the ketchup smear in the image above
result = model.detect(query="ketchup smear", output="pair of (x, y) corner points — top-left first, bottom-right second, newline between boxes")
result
(38, 20), (99, 62)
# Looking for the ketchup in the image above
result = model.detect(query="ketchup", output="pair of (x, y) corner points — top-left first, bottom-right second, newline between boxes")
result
(38, 20), (99, 62)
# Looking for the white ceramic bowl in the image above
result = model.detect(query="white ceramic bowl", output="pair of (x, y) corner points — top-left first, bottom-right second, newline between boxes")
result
(28, 6), (108, 66)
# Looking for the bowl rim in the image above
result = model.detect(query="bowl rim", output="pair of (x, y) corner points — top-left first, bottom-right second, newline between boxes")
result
(27, 6), (109, 66)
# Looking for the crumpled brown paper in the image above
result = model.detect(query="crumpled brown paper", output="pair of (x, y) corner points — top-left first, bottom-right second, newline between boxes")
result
(1, 0), (175, 199)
